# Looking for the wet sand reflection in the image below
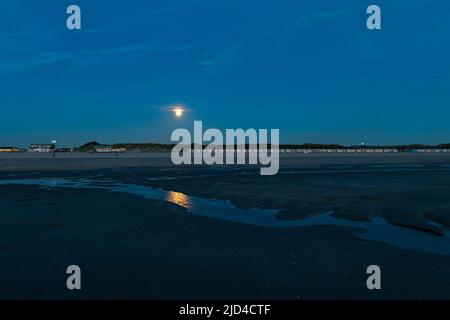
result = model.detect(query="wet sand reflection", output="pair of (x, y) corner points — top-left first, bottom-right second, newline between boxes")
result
(165, 191), (194, 209)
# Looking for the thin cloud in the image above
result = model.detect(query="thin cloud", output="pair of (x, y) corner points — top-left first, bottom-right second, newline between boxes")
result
(0, 45), (154, 73)
(197, 7), (353, 75)
(143, 0), (205, 17)
(198, 41), (244, 67)
(0, 41), (201, 74)
(283, 7), (352, 37)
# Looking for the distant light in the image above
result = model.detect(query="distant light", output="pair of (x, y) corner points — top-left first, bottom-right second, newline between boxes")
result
(173, 107), (184, 118)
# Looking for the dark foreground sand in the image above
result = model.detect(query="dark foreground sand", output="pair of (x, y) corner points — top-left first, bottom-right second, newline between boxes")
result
(1, 184), (450, 299)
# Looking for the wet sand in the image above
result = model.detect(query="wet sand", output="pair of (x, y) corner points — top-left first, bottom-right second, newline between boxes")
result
(1, 184), (450, 299)
(1, 154), (450, 299)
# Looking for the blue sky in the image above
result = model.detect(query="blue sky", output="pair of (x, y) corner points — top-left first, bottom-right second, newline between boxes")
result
(1, 0), (449, 147)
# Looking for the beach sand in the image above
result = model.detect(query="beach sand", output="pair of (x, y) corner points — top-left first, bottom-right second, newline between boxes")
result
(1, 153), (450, 299)
(1, 184), (450, 299)
(1, 152), (450, 171)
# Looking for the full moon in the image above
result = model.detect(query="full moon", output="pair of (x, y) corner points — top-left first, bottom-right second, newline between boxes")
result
(173, 107), (184, 118)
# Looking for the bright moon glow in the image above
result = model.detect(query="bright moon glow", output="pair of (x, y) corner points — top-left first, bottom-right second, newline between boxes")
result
(173, 107), (184, 118)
